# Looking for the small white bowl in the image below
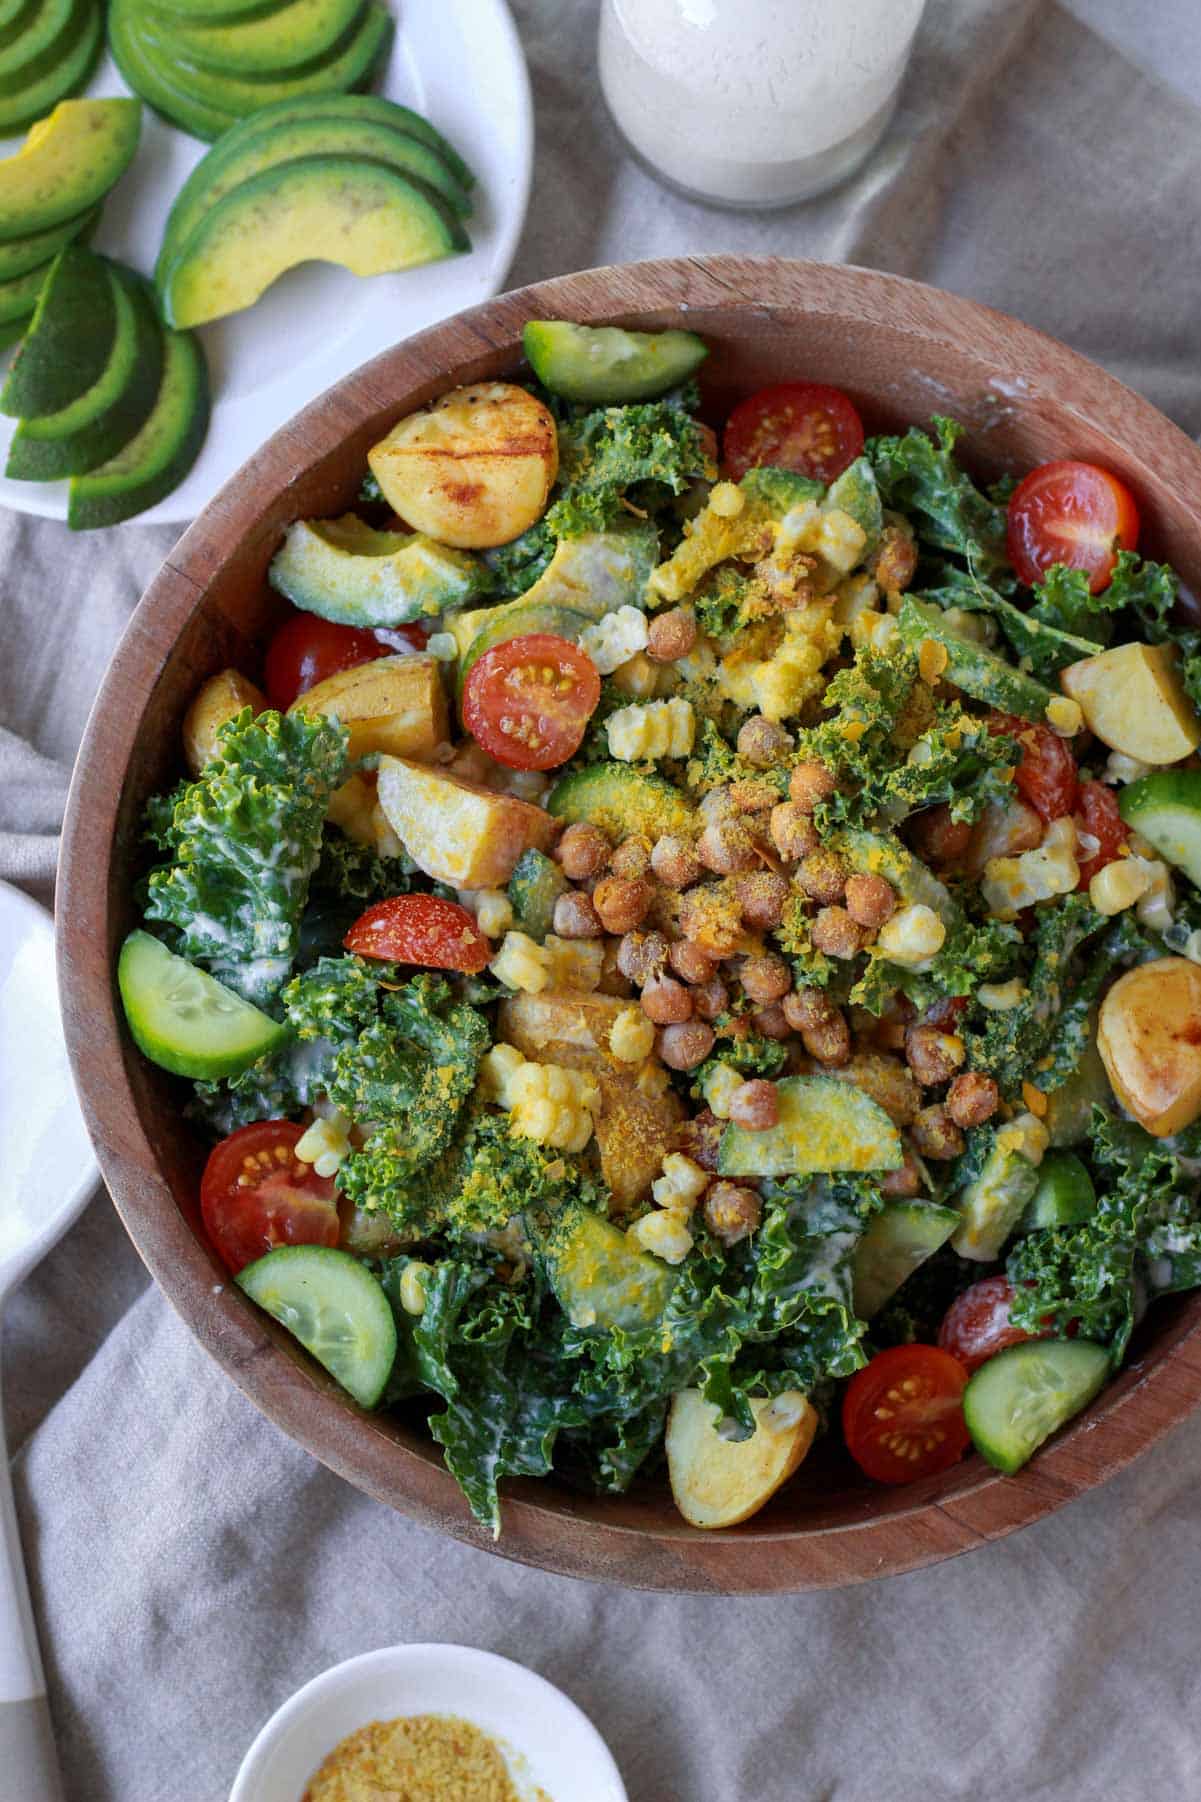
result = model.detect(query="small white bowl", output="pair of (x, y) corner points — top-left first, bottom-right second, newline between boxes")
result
(229, 1643), (629, 1802)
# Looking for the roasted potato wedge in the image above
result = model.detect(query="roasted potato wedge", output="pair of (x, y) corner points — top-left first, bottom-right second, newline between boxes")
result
(182, 669), (265, 775)
(1098, 955), (1201, 1136)
(368, 381), (559, 549)
(288, 653), (448, 762)
(667, 1389), (818, 1529)
(1061, 642), (1201, 764)
(376, 755), (555, 889)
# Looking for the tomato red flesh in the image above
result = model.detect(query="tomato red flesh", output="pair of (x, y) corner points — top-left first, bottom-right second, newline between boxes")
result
(987, 711), (1079, 822)
(1007, 459), (1139, 594)
(722, 382), (864, 485)
(462, 632), (600, 771)
(263, 613), (427, 711)
(201, 1120), (339, 1275)
(344, 894), (491, 974)
(938, 1277), (1037, 1375)
(1074, 780), (1128, 889)
(843, 1344), (970, 1484)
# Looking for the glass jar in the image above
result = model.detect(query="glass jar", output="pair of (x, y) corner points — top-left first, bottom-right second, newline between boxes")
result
(598, 0), (927, 210)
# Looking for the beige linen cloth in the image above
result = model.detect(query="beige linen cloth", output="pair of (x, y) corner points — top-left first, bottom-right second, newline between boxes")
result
(5, 3), (1201, 1797)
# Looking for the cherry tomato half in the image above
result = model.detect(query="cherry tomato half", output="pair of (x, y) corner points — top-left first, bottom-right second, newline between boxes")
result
(1074, 779), (1128, 890)
(722, 382), (864, 485)
(344, 894), (492, 973)
(263, 613), (428, 712)
(1007, 459), (1140, 594)
(988, 711), (1079, 823)
(462, 632), (600, 771)
(842, 1344), (970, 1485)
(938, 1276), (1037, 1375)
(200, 1120), (339, 1275)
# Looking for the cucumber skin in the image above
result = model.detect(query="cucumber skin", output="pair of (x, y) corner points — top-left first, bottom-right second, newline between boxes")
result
(963, 1339), (1110, 1475)
(547, 761), (695, 844)
(1119, 771), (1201, 885)
(1018, 1150), (1096, 1233)
(523, 320), (708, 405)
(899, 596), (1054, 721)
(236, 1245), (397, 1409)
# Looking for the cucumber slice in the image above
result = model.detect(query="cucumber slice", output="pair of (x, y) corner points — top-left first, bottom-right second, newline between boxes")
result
(540, 1199), (677, 1332)
(522, 320), (708, 405)
(547, 760), (695, 844)
(457, 600), (589, 699)
(852, 1200), (959, 1320)
(963, 1338), (1110, 1474)
(1118, 770), (1201, 886)
(898, 596), (1056, 722)
(1017, 1150), (1097, 1233)
(508, 846), (568, 943)
(236, 1245), (397, 1408)
(118, 929), (287, 1078)
(718, 1074), (903, 1179)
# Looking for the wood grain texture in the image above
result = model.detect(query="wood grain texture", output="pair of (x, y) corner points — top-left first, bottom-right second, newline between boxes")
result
(57, 256), (1201, 1592)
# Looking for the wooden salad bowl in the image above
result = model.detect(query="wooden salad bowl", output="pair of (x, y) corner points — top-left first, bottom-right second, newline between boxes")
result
(57, 256), (1201, 1593)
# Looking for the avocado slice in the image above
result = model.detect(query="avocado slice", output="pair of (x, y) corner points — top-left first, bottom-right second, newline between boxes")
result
(540, 1200), (678, 1334)
(0, 253), (51, 327)
(453, 523), (660, 664)
(143, 0), (282, 20)
(7, 266), (164, 480)
(143, 0), (366, 74)
(161, 154), (466, 329)
(898, 595), (1056, 722)
(108, 0), (240, 142)
(68, 323), (209, 529)
(0, 98), (139, 240)
(0, 201), (97, 281)
(1, 242), (116, 419)
(197, 91), (476, 192)
(268, 515), (490, 627)
(0, 0), (85, 98)
(0, 3), (103, 136)
(0, 0), (38, 42)
(156, 114), (472, 292)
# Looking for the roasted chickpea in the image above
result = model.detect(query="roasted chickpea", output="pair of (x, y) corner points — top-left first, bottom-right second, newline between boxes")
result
(676, 1108), (722, 1171)
(872, 521), (918, 594)
(699, 786), (737, 824)
(733, 870), (790, 932)
(810, 905), (863, 960)
(802, 1016), (852, 1067)
(739, 951), (791, 1006)
(610, 835), (653, 880)
(904, 1025), (966, 1087)
(881, 1151), (922, 1198)
(751, 1003), (792, 1040)
(704, 1181), (763, 1246)
(690, 975), (729, 1021)
(556, 821), (609, 881)
(679, 885), (744, 957)
(908, 804), (972, 867)
(769, 801), (819, 862)
(910, 1104), (966, 1160)
(640, 973), (694, 1025)
(789, 760), (836, 812)
(592, 876), (653, 935)
(729, 777), (777, 814)
(781, 985), (836, 1033)
(646, 606), (697, 662)
(617, 929), (668, 985)
(697, 818), (759, 876)
(552, 890), (603, 939)
(796, 848), (848, 906)
(728, 1079), (779, 1131)
(651, 834), (703, 889)
(946, 1070), (1000, 1128)
(658, 1020), (716, 1070)
(737, 715), (792, 768)
(844, 872), (897, 933)
(668, 939), (716, 985)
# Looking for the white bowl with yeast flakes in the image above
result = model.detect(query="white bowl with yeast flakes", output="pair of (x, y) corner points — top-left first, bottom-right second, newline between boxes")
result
(229, 1643), (627, 1802)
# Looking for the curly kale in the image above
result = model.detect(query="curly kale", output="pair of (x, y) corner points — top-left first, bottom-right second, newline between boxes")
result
(919, 565), (1106, 679)
(332, 975), (491, 1227)
(695, 1029), (789, 1088)
(868, 1244), (980, 1349)
(144, 709), (347, 1007)
(853, 912), (1020, 1017)
(484, 519), (556, 597)
(312, 828), (415, 903)
(1007, 1111), (1201, 1361)
(964, 895), (1107, 1098)
(867, 415), (1011, 584)
(545, 395), (715, 539)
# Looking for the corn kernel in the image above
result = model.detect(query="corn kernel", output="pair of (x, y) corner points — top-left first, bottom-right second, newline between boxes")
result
(1089, 857), (1153, 915)
(543, 934), (605, 993)
(918, 638), (949, 684)
(978, 978), (1027, 1011)
(704, 1062), (745, 1119)
(489, 930), (552, 994)
(628, 1210), (694, 1264)
(610, 1005), (656, 1063)
(1045, 695), (1084, 736)
(478, 1042), (528, 1106)
(607, 696), (695, 761)
(1136, 859), (1175, 933)
(876, 903), (946, 967)
(294, 1111), (353, 1178)
(399, 1261), (431, 1316)
(708, 481), (745, 519)
(652, 1152), (710, 1215)
(816, 507), (867, 574)
(1021, 1081), (1048, 1118)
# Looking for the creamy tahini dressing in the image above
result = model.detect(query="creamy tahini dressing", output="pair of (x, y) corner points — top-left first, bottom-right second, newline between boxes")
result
(598, 0), (927, 208)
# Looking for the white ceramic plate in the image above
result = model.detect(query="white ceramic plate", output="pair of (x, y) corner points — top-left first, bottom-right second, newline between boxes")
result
(0, 0), (533, 528)
(0, 882), (96, 1290)
(228, 1643), (629, 1802)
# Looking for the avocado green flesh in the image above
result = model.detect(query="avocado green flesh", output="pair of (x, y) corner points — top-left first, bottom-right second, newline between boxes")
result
(141, 0), (364, 76)
(109, 0), (239, 139)
(718, 1075), (903, 1179)
(68, 326), (209, 529)
(0, 242), (116, 419)
(457, 601), (589, 697)
(132, 0), (392, 111)
(951, 1138), (1042, 1262)
(508, 848), (568, 943)
(0, 202), (97, 281)
(0, 0), (84, 98)
(162, 154), (464, 328)
(0, 0), (38, 43)
(0, 97), (140, 239)
(156, 115), (470, 291)
(268, 516), (486, 628)
(7, 269), (164, 480)
(1119, 770), (1201, 886)
(0, 254), (50, 325)
(0, 4), (103, 138)
(542, 1202), (677, 1333)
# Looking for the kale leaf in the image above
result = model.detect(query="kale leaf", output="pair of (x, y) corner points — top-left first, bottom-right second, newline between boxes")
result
(144, 708), (347, 1007)
(867, 416), (1010, 584)
(546, 396), (715, 538)
(965, 895), (1107, 1098)
(483, 519), (556, 597)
